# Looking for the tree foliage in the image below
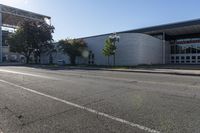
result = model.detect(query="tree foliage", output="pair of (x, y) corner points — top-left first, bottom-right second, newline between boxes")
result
(58, 39), (87, 65)
(7, 20), (54, 64)
(102, 38), (116, 65)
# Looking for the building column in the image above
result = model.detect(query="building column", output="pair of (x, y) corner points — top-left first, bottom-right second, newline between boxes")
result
(162, 32), (166, 64)
(0, 5), (2, 63)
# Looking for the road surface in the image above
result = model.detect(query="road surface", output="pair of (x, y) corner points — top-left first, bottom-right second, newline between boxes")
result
(0, 66), (200, 133)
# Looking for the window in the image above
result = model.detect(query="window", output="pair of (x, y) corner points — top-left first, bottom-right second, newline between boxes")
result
(171, 45), (175, 54)
(181, 56), (185, 63)
(186, 45), (191, 54)
(186, 56), (190, 63)
(180, 45), (186, 54)
(197, 44), (200, 53)
(191, 44), (197, 54)
(198, 56), (200, 63)
(176, 56), (179, 63)
(192, 56), (196, 63)
(175, 45), (180, 54)
(171, 56), (175, 63)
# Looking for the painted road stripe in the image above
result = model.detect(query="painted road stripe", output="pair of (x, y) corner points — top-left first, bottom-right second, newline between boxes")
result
(0, 69), (58, 80)
(0, 79), (160, 133)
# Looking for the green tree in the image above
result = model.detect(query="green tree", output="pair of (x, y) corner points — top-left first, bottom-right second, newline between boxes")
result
(58, 39), (87, 65)
(7, 20), (54, 64)
(102, 38), (116, 65)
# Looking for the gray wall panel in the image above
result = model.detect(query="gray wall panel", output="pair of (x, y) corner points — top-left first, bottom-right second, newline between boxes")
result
(84, 33), (163, 66)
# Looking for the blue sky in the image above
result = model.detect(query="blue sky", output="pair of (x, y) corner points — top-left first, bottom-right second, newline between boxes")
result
(1, 0), (200, 41)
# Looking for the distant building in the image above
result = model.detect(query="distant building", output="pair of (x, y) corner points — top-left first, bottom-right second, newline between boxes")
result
(0, 4), (51, 63)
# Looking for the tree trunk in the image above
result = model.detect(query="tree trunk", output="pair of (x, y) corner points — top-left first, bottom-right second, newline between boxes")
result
(26, 56), (30, 64)
(70, 56), (76, 65)
(49, 54), (53, 64)
(38, 52), (41, 64)
(107, 56), (110, 66)
(34, 56), (38, 64)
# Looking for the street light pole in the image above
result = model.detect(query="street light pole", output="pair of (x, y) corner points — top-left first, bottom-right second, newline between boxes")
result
(109, 33), (120, 66)
(113, 41), (116, 66)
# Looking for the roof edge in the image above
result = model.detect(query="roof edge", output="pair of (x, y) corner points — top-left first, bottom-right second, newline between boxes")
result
(0, 4), (51, 19)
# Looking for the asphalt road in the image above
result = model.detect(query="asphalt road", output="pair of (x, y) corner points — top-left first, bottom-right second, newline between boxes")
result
(0, 66), (200, 133)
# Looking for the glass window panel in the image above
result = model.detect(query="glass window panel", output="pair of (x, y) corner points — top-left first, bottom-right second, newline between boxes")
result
(181, 56), (185, 63)
(191, 44), (197, 54)
(171, 45), (175, 54)
(186, 56), (190, 63)
(171, 56), (175, 63)
(197, 44), (200, 53)
(198, 56), (200, 63)
(186, 45), (191, 54)
(180, 45), (186, 54)
(192, 56), (196, 63)
(176, 56), (179, 63)
(175, 45), (179, 54)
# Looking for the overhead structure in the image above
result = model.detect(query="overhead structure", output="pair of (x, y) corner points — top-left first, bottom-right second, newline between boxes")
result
(0, 4), (51, 63)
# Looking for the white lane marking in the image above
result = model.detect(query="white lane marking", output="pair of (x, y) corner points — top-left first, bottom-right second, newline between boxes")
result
(0, 69), (57, 80)
(0, 79), (160, 133)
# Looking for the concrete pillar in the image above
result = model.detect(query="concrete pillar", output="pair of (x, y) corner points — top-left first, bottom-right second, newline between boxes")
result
(0, 5), (2, 63)
(162, 32), (166, 64)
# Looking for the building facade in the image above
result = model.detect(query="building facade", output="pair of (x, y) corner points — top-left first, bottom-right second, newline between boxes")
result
(42, 19), (200, 66)
(1, 4), (200, 66)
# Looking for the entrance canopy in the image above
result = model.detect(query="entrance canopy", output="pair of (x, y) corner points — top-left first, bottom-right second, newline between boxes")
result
(0, 4), (51, 28)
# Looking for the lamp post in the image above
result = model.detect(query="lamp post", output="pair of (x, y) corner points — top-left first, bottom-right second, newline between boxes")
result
(109, 33), (120, 66)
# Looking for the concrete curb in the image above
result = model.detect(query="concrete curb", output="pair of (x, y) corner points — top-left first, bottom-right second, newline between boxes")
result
(2, 64), (199, 77)
(66, 67), (200, 77)
(106, 69), (200, 77)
